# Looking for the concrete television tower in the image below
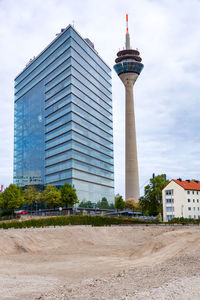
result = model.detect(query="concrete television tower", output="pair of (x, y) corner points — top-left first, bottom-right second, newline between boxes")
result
(114, 14), (144, 202)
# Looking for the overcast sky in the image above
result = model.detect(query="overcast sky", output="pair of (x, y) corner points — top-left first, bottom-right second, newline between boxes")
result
(0, 0), (200, 197)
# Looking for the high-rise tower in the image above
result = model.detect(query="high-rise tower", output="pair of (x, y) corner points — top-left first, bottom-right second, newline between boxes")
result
(114, 15), (144, 201)
(14, 25), (114, 203)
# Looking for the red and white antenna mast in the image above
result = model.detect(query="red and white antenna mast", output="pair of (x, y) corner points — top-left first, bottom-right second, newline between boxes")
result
(125, 14), (131, 49)
(126, 14), (129, 34)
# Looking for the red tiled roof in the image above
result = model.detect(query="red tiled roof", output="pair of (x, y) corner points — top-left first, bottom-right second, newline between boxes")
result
(173, 179), (200, 190)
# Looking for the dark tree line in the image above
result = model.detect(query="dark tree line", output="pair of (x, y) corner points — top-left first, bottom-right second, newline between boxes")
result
(0, 183), (78, 215)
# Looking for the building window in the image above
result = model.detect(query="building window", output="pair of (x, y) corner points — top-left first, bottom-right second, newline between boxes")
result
(197, 199), (199, 203)
(188, 207), (191, 211)
(166, 198), (174, 203)
(188, 199), (191, 203)
(166, 207), (174, 212)
(194, 215), (196, 219)
(198, 207), (199, 211)
(167, 215), (174, 220)
(165, 189), (173, 195)
(192, 191), (194, 194)
(187, 191), (190, 194)
(193, 199), (195, 203)
(193, 207), (195, 211)
(189, 215), (192, 218)
(197, 191), (199, 195)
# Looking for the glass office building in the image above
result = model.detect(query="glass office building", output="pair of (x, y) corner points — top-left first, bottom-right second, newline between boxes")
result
(14, 25), (114, 203)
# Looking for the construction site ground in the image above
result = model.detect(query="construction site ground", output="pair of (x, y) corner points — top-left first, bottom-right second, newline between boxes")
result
(0, 225), (200, 299)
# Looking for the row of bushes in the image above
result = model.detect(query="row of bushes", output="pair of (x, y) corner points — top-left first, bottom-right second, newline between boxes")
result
(168, 217), (200, 224)
(0, 216), (199, 229)
(0, 215), (161, 229)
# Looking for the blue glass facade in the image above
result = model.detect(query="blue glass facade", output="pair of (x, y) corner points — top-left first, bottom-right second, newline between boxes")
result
(14, 25), (114, 203)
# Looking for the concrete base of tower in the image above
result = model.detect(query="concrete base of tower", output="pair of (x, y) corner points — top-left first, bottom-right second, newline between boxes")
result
(119, 73), (140, 202)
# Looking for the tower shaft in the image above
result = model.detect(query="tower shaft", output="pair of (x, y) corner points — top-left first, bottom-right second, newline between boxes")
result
(119, 73), (140, 201)
(114, 14), (144, 202)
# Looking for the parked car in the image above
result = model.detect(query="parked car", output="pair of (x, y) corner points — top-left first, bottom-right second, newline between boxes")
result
(15, 210), (28, 215)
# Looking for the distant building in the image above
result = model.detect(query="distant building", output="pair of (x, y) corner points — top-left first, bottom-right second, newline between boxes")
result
(14, 25), (114, 203)
(162, 179), (200, 221)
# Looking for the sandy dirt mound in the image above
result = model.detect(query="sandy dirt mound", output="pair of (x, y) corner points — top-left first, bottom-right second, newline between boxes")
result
(0, 225), (199, 299)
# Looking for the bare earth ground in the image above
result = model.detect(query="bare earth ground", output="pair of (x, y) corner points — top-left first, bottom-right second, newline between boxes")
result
(0, 225), (200, 300)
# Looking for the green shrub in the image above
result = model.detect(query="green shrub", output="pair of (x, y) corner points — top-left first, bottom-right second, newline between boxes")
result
(1, 215), (199, 230)
(168, 217), (200, 225)
(0, 215), (161, 229)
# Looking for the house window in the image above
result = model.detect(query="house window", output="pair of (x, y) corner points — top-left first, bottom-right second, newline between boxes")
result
(188, 199), (191, 203)
(192, 191), (194, 194)
(167, 215), (174, 220)
(187, 191), (190, 194)
(166, 207), (174, 212)
(166, 198), (174, 203)
(188, 207), (191, 211)
(197, 199), (199, 203)
(193, 199), (195, 203)
(197, 191), (199, 195)
(165, 189), (173, 195)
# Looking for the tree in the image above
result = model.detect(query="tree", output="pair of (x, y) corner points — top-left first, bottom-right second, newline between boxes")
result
(60, 183), (78, 208)
(139, 174), (169, 216)
(24, 185), (41, 210)
(133, 201), (141, 211)
(96, 197), (110, 209)
(79, 200), (94, 208)
(0, 192), (4, 211)
(109, 202), (115, 209)
(115, 194), (125, 210)
(0, 184), (24, 214)
(42, 185), (62, 208)
(79, 198), (114, 210)
(125, 198), (136, 210)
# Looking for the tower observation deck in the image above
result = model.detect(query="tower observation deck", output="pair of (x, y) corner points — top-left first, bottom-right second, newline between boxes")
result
(114, 15), (144, 202)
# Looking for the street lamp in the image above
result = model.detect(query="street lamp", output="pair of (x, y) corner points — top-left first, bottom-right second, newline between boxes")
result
(59, 207), (62, 216)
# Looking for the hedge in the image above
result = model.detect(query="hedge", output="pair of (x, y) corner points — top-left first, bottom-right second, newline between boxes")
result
(0, 216), (199, 229)
(0, 215), (160, 229)
(168, 217), (200, 225)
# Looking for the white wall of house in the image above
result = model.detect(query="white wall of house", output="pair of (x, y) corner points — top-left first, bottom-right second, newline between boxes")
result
(162, 180), (200, 221)
(162, 181), (184, 222)
(185, 189), (200, 219)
